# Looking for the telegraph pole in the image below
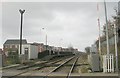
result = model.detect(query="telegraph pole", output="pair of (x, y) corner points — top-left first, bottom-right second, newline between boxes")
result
(19, 9), (25, 55)
(114, 9), (119, 72)
(114, 21), (118, 72)
(104, 0), (110, 55)
(97, 3), (102, 71)
(97, 3), (101, 55)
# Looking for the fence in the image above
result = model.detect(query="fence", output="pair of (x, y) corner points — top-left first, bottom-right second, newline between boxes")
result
(103, 54), (114, 73)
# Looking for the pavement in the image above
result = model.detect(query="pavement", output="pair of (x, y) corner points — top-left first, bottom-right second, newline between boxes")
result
(1, 67), (120, 78)
(2, 69), (119, 76)
(1, 73), (119, 78)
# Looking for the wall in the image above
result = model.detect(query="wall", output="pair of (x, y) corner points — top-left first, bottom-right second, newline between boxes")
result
(20, 44), (30, 55)
(20, 44), (38, 60)
(30, 45), (38, 59)
(100, 36), (119, 55)
(101, 36), (119, 46)
(100, 37), (120, 69)
(88, 53), (100, 72)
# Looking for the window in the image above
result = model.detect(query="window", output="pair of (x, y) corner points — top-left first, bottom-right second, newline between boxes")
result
(24, 48), (29, 60)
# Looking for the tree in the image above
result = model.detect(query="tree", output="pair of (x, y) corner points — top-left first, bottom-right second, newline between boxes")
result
(103, 20), (114, 37)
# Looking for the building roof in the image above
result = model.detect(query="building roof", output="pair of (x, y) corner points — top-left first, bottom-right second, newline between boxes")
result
(4, 39), (27, 44)
(32, 42), (44, 46)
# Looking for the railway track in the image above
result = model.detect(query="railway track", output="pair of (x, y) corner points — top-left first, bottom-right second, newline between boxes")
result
(45, 56), (79, 78)
(2, 54), (119, 78)
(66, 57), (79, 78)
(3, 56), (75, 78)
(34, 58), (66, 70)
(16, 56), (70, 70)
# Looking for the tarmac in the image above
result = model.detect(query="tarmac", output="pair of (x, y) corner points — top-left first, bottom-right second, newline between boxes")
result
(1, 73), (119, 78)
(1, 69), (119, 78)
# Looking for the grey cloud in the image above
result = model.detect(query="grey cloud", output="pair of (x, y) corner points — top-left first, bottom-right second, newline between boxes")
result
(2, 2), (117, 51)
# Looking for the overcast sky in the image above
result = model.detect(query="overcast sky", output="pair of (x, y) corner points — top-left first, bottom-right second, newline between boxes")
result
(1, 2), (118, 51)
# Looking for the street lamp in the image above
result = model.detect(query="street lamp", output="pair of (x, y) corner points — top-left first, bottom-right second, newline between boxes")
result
(42, 28), (48, 50)
(19, 9), (25, 55)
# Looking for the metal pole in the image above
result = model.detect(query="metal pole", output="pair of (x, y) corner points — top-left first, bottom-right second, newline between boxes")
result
(104, 0), (110, 55)
(97, 3), (102, 71)
(42, 28), (48, 51)
(98, 19), (101, 55)
(97, 3), (101, 55)
(19, 9), (25, 55)
(114, 22), (118, 72)
(113, 8), (119, 72)
(46, 34), (47, 50)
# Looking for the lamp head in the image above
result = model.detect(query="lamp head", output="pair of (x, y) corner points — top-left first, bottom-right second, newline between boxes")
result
(19, 9), (25, 14)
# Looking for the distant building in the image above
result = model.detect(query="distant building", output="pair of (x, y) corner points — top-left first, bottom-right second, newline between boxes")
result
(47, 45), (53, 51)
(61, 48), (67, 52)
(53, 47), (62, 52)
(3, 39), (27, 56)
(32, 43), (45, 53)
(3, 39), (38, 60)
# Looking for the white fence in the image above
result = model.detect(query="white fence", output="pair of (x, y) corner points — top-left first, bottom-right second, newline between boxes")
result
(103, 54), (114, 73)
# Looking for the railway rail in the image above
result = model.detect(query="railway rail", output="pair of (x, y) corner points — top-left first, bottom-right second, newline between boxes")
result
(45, 56), (79, 78)
(2, 54), (119, 78)
(3, 56), (76, 78)
(16, 56), (71, 70)
(46, 56), (75, 76)
(66, 57), (79, 78)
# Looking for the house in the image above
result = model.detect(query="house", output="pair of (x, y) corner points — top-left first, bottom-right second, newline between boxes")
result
(3, 39), (38, 60)
(3, 39), (27, 56)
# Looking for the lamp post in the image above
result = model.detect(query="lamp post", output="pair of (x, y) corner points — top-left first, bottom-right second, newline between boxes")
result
(42, 28), (48, 50)
(19, 9), (25, 56)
